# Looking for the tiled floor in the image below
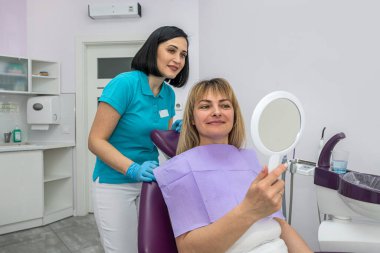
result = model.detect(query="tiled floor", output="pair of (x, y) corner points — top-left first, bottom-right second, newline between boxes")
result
(0, 214), (104, 253)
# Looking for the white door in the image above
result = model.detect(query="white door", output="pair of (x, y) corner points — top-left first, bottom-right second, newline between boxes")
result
(86, 41), (143, 212)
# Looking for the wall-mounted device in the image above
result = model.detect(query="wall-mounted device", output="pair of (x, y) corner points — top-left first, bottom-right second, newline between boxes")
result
(88, 2), (141, 19)
(27, 96), (60, 130)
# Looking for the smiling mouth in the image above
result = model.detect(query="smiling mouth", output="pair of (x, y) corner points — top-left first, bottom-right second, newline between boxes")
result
(168, 65), (179, 72)
(207, 121), (225, 124)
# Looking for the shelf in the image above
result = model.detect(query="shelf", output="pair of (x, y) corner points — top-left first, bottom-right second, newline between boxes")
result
(44, 148), (72, 181)
(30, 60), (60, 93)
(0, 55), (59, 95)
(44, 179), (73, 215)
(0, 72), (27, 77)
(0, 90), (30, 95)
(28, 92), (59, 95)
(44, 174), (72, 183)
(43, 148), (73, 219)
(32, 75), (58, 79)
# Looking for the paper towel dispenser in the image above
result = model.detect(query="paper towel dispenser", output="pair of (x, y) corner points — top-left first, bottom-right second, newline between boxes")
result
(27, 96), (60, 130)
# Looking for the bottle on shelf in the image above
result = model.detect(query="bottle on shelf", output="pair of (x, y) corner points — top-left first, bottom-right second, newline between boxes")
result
(13, 126), (22, 143)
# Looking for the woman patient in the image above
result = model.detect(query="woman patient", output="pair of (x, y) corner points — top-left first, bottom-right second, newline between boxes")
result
(154, 78), (312, 253)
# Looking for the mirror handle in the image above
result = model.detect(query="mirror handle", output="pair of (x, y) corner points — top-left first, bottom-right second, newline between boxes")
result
(268, 154), (281, 173)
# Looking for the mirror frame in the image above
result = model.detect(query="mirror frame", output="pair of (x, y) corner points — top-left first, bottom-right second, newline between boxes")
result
(250, 91), (305, 171)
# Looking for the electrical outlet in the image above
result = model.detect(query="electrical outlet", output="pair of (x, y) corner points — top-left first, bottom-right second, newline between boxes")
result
(175, 102), (183, 111)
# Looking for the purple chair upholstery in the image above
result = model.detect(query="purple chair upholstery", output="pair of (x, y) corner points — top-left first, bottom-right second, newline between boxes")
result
(138, 181), (178, 253)
(149, 130), (179, 158)
(138, 130), (180, 253)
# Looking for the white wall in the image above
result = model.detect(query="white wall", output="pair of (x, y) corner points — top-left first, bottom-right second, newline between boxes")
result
(27, 0), (199, 109)
(199, 0), (380, 250)
(0, 0), (27, 57)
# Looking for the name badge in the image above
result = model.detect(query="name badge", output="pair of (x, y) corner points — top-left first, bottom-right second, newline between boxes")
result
(159, 109), (169, 118)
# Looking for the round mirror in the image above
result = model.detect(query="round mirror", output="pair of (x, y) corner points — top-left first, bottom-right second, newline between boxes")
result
(251, 91), (304, 172)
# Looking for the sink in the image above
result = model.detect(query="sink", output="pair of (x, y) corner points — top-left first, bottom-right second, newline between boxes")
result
(340, 195), (380, 220)
(338, 171), (380, 221)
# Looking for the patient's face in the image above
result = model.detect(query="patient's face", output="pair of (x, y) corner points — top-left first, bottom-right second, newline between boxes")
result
(193, 91), (234, 145)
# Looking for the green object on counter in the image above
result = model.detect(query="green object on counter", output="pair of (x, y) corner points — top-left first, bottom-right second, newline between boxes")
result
(13, 126), (22, 143)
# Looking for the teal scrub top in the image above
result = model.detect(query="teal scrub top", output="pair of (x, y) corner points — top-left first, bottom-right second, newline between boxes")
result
(92, 70), (176, 184)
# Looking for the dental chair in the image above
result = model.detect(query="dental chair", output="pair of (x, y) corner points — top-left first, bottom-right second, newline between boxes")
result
(138, 129), (343, 253)
(138, 130), (179, 253)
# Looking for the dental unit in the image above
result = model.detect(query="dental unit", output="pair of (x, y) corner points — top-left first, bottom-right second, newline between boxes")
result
(250, 91), (380, 252)
(314, 132), (380, 253)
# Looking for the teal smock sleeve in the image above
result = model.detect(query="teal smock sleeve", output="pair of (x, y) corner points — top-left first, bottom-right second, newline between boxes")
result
(98, 73), (133, 115)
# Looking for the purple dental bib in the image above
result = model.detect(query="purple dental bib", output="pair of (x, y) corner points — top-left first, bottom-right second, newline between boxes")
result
(154, 144), (284, 237)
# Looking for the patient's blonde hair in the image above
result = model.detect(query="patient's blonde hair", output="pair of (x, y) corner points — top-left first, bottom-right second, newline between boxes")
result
(176, 78), (245, 155)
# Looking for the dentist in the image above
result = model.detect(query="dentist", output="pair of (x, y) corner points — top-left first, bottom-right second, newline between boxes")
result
(88, 26), (189, 253)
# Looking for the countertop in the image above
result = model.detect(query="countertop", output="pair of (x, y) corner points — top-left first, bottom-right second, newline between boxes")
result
(0, 142), (75, 152)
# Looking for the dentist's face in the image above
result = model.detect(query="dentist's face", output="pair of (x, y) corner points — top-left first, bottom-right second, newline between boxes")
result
(156, 37), (187, 79)
(193, 91), (234, 146)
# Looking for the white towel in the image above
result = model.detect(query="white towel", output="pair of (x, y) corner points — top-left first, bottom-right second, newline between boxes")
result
(226, 218), (288, 253)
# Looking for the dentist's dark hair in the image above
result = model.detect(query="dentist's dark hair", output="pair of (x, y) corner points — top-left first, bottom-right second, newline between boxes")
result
(131, 26), (189, 88)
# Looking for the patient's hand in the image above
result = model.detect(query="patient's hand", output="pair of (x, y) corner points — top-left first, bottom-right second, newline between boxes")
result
(240, 164), (286, 221)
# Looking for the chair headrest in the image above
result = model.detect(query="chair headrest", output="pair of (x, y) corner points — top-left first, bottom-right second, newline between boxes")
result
(150, 130), (180, 158)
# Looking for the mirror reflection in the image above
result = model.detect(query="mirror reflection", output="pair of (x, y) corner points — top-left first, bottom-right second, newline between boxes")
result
(258, 98), (301, 152)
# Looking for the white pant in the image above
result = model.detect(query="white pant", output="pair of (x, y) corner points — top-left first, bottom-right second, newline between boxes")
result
(92, 180), (142, 253)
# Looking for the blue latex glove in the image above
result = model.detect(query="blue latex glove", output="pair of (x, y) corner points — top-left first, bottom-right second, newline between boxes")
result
(126, 161), (158, 182)
(171, 119), (183, 132)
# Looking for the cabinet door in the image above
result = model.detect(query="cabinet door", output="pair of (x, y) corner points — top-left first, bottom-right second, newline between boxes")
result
(0, 151), (43, 226)
(0, 56), (28, 92)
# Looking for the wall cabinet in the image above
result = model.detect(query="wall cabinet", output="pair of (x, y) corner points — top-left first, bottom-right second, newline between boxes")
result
(0, 56), (28, 93)
(0, 147), (73, 235)
(0, 55), (60, 95)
